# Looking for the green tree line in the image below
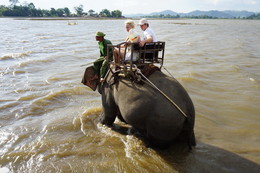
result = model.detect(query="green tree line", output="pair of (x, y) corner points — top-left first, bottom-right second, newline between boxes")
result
(141, 14), (181, 18)
(142, 13), (260, 19)
(141, 14), (221, 19)
(246, 13), (260, 19)
(0, 2), (123, 18)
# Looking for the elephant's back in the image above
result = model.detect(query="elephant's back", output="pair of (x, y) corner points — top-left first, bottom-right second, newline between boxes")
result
(117, 71), (194, 117)
(147, 71), (195, 123)
(148, 71), (194, 108)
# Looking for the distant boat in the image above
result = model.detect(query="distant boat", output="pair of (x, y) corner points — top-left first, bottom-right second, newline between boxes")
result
(67, 21), (78, 25)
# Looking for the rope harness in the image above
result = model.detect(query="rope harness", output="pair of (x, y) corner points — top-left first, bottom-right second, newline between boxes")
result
(109, 64), (188, 118)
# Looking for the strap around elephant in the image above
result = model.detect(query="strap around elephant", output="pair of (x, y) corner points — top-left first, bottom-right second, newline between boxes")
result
(136, 69), (188, 118)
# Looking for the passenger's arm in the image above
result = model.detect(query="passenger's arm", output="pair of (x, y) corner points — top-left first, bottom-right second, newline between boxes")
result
(139, 35), (153, 47)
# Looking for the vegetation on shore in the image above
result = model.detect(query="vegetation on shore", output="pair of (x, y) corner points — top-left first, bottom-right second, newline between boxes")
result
(1, 1), (259, 19)
(141, 13), (260, 19)
(246, 13), (260, 19)
(0, 1), (123, 18)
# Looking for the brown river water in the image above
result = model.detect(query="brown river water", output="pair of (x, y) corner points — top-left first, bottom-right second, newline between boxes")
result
(0, 18), (259, 172)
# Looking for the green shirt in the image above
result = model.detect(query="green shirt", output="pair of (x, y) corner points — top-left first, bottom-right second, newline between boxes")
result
(98, 39), (113, 59)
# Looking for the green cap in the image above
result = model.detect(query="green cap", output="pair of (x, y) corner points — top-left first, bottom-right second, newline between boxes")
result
(95, 31), (106, 37)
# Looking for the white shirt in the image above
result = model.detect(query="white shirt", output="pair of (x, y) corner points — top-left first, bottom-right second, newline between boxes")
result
(143, 27), (157, 42)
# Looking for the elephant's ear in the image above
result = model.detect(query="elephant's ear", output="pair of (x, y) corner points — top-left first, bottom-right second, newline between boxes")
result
(81, 66), (99, 91)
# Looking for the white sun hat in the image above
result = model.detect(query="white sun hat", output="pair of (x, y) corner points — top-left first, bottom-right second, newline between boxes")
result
(137, 18), (149, 25)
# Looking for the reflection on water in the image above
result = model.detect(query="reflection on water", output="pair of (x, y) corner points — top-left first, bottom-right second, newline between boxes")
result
(0, 18), (260, 172)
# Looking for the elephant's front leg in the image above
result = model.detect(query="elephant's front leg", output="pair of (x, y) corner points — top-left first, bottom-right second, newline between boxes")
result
(99, 111), (116, 127)
(99, 94), (117, 126)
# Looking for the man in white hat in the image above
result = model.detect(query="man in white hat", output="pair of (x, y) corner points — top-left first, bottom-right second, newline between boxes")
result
(137, 18), (157, 47)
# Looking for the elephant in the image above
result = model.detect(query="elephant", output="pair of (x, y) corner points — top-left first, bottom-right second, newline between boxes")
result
(87, 65), (196, 148)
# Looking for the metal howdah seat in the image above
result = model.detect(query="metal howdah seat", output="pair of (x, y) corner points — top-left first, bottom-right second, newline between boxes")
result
(107, 41), (165, 71)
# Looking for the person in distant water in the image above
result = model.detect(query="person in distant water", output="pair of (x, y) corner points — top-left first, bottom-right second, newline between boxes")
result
(94, 31), (113, 82)
(137, 18), (158, 47)
(114, 19), (140, 63)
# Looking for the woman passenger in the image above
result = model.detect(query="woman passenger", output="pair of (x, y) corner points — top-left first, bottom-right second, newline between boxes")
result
(114, 20), (140, 64)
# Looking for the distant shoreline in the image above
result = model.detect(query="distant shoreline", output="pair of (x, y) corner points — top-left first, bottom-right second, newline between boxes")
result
(0, 16), (187, 20)
(0, 16), (258, 20)
(0, 16), (125, 20)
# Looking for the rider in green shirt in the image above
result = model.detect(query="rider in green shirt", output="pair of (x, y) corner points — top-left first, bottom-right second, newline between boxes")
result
(94, 32), (113, 82)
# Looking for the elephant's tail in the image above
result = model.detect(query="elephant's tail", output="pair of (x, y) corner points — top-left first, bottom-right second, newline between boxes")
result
(189, 130), (196, 149)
